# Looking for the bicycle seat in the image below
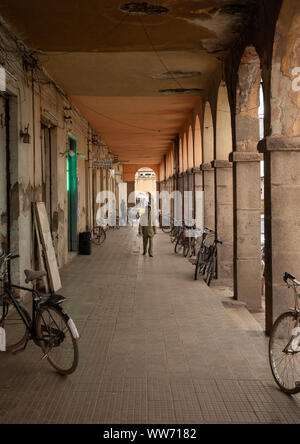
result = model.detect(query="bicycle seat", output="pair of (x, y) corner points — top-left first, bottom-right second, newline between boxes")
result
(24, 270), (47, 283)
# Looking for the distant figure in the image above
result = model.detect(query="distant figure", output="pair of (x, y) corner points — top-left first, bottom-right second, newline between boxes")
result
(120, 199), (127, 226)
(139, 204), (157, 257)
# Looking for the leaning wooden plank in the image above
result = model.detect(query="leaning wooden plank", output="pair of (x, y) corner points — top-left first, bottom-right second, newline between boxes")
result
(34, 202), (62, 292)
(33, 206), (49, 293)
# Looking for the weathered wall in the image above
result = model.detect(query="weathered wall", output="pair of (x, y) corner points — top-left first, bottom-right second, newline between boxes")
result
(0, 23), (120, 287)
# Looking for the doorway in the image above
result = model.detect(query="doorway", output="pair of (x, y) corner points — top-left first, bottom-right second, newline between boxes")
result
(0, 96), (9, 254)
(41, 124), (53, 230)
(67, 135), (78, 252)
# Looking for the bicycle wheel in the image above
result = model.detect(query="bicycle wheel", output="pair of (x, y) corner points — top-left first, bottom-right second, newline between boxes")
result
(171, 226), (179, 243)
(175, 237), (183, 254)
(194, 251), (204, 281)
(269, 311), (300, 395)
(36, 305), (79, 375)
(92, 228), (106, 246)
(0, 297), (30, 352)
(190, 239), (196, 258)
(92, 228), (101, 245)
(205, 257), (216, 287)
(99, 228), (106, 244)
(183, 242), (190, 258)
(170, 232), (177, 244)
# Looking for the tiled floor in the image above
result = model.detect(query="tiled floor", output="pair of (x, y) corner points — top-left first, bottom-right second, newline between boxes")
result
(0, 227), (300, 424)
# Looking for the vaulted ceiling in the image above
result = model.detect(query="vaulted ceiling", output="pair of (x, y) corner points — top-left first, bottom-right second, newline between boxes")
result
(0, 0), (257, 164)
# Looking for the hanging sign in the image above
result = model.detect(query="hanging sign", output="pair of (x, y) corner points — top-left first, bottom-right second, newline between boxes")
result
(93, 160), (113, 169)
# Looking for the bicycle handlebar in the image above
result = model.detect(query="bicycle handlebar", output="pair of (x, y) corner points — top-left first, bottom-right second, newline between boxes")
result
(284, 272), (300, 286)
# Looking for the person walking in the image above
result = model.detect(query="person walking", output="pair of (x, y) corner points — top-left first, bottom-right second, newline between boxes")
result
(120, 199), (127, 226)
(139, 204), (157, 257)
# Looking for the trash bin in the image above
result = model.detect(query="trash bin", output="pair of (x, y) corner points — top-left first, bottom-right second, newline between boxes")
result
(79, 232), (92, 255)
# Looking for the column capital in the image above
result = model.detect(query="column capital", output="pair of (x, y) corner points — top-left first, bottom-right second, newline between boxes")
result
(201, 163), (214, 171)
(212, 160), (232, 169)
(229, 152), (263, 162)
(192, 167), (202, 174)
(258, 136), (300, 153)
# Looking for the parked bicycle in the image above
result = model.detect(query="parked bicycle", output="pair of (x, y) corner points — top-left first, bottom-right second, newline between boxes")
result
(194, 228), (215, 281)
(174, 224), (186, 255)
(170, 220), (182, 244)
(203, 236), (223, 286)
(174, 222), (201, 258)
(183, 226), (201, 259)
(92, 225), (107, 245)
(0, 251), (79, 375)
(269, 272), (300, 395)
(193, 230), (222, 286)
(161, 214), (174, 234)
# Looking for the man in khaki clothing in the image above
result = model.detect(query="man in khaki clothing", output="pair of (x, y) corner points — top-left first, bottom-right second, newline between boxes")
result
(139, 204), (157, 257)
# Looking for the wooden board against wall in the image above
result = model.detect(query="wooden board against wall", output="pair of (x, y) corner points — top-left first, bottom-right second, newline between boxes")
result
(34, 202), (62, 292)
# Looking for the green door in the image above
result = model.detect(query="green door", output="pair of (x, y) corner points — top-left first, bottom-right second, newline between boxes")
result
(67, 136), (78, 252)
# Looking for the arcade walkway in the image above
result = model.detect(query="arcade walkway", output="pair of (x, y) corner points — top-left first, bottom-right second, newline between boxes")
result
(0, 228), (300, 424)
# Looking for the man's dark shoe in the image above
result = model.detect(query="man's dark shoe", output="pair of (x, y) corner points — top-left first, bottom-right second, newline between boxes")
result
(143, 252), (147, 256)
(149, 254), (154, 258)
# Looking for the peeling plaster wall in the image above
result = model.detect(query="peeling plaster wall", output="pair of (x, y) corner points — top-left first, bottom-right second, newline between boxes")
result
(271, 0), (300, 136)
(0, 24), (120, 286)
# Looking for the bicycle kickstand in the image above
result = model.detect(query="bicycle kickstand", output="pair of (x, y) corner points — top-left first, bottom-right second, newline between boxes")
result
(12, 337), (30, 355)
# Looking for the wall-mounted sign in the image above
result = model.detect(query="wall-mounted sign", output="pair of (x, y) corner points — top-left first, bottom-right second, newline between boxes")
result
(93, 160), (113, 169)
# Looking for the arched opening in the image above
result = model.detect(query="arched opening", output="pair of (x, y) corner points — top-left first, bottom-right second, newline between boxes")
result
(216, 82), (233, 160)
(170, 151), (174, 178)
(179, 138), (183, 173)
(263, 0), (300, 333)
(183, 133), (188, 172)
(188, 126), (194, 170)
(234, 45), (263, 312)
(135, 167), (157, 204)
(194, 115), (202, 167)
(215, 82), (234, 285)
(259, 82), (265, 249)
(203, 102), (214, 164)
(193, 115), (204, 228)
(202, 102), (215, 230)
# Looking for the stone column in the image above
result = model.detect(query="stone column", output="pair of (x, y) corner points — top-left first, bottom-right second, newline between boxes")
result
(177, 174), (184, 222)
(230, 152), (262, 311)
(201, 163), (215, 231)
(183, 172), (188, 222)
(213, 160), (234, 285)
(259, 136), (300, 334)
(185, 169), (194, 223)
(193, 168), (203, 227)
(127, 181), (135, 208)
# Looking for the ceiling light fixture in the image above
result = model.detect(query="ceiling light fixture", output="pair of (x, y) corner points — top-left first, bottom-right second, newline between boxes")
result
(119, 2), (169, 15)
(152, 71), (202, 80)
(159, 88), (204, 94)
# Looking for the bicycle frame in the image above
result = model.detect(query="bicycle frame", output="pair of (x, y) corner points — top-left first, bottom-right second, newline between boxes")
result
(283, 273), (300, 312)
(2, 280), (39, 335)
